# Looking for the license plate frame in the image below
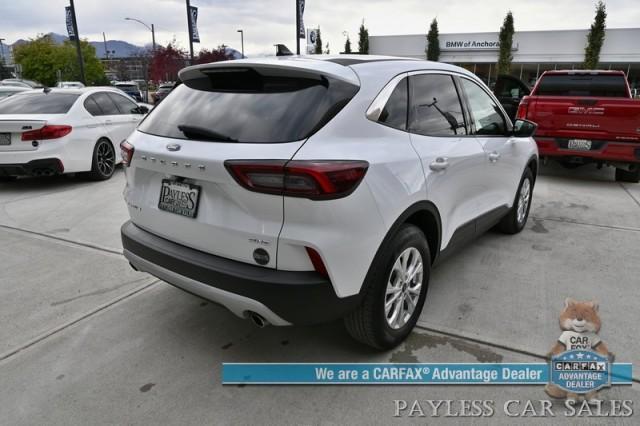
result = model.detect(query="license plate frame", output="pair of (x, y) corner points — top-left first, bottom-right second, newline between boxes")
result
(567, 139), (592, 151)
(0, 133), (11, 146)
(158, 179), (201, 218)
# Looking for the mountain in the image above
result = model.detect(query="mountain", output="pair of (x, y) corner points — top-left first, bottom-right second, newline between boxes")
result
(91, 40), (144, 59)
(7, 33), (143, 60)
(5, 33), (244, 62)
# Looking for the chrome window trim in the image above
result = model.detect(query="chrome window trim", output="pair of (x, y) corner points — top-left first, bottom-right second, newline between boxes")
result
(365, 72), (408, 122)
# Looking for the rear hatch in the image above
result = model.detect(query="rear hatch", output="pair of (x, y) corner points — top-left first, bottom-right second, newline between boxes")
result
(524, 73), (640, 143)
(125, 58), (359, 268)
(0, 92), (78, 152)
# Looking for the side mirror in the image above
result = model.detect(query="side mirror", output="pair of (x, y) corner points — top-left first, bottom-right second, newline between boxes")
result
(512, 119), (537, 137)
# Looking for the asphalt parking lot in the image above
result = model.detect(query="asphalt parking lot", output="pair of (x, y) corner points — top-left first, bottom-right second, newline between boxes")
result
(1, 163), (639, 424)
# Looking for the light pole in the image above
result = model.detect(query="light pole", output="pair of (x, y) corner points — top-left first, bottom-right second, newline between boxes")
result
(237, 29), (244, 58)
(124, 17), (156, 53)
(124, 17), (155, 102)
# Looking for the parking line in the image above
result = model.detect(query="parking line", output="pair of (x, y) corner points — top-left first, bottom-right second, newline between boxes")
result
(619, 183), (640, 209)
(0, 279), (159, 363)
(0, 223), (123, 256)
(416, 322), (640, 383)
(531, 216), (640, 233)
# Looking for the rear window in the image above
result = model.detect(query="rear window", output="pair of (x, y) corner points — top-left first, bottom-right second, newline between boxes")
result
(138, 70), (359, 143)
(116, 85), (137, 91)
(0, 93), (79, 114)
(535, 74), (628, 97)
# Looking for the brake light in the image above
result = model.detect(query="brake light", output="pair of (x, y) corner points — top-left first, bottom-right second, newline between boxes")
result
(224, 160), (369, 200)
(120, 141), (135, 166)
(305, 247), (329, 279)
(21, 125), (72, 141)
(516, 97), (529, 120)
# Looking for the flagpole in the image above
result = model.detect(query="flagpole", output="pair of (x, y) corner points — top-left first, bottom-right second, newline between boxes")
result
(295, 0), (300, 55)
(186, 0), (194, 62)
(69, 0), (86, 84)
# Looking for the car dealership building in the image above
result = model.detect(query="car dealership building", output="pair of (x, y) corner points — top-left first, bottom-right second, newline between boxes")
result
(369, 28), (640, 91)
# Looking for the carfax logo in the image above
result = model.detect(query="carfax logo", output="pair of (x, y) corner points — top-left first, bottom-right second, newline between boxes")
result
(551, 350), (610, 394)
(545, 298), (614, 403)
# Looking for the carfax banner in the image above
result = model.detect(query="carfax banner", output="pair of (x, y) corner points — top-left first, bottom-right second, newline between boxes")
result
(222, 362), (633, 385)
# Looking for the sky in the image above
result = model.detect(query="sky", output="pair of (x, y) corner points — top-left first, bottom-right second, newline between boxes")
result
(2, 0), (640, 56)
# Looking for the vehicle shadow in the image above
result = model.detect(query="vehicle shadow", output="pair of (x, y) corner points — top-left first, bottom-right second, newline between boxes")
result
(538, 161), (617, 183)
(0, 167), (124, 196)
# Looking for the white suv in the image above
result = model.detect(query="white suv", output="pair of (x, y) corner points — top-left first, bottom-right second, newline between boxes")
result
(121, 56), (538, 349)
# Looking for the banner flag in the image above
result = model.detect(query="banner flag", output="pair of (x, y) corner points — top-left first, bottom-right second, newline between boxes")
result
(189, 6), (200, 43)
(65, 6), (76, 41)
(297, 0), (305, 39)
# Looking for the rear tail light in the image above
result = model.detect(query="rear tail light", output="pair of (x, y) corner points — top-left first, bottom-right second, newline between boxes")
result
(224, 160), (369, 200)
(21, 125), (72, 141)
(120, 141), (135, 166)
(305, 247), (329, 279)
(516, 97), (529, 120)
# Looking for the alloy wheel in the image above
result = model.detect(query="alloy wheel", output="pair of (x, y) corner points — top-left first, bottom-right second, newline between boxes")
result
(384, 247), (424, 329)
(517, 178), (531, 224)
(96, 141), (115, 177)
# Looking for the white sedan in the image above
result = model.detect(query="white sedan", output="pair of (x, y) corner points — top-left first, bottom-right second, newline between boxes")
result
(0, 87), (148, 180)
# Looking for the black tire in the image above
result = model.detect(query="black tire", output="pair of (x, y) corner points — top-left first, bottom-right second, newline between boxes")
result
(498, 167), (534, 234)
(615, 167), (640, 183)
(87, 139), (116, 181)
(344, 224), (431, 349)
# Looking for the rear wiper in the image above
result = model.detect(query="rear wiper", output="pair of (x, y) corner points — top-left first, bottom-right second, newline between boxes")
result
(177, 124), (238, 142)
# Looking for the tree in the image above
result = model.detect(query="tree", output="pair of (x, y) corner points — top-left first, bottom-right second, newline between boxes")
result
(344, 36), (352, 54)
(324, 43), (330, 55)
(314, 27), (323, 54)
(358, 20), (369, 54)
(195, 46), (231, 64)
(149, 43), (187, 82)
(12, 35), (107, 86)
(497, 12), (515, 75)
(584, 1), (607, 69)
(426, 19), (440, 61)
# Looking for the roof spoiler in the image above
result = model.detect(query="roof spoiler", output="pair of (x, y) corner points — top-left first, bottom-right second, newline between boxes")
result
(178, 58), (360, 89)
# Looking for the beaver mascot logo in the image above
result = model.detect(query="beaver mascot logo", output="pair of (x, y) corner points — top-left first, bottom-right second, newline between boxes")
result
(545, 298), (613, 403)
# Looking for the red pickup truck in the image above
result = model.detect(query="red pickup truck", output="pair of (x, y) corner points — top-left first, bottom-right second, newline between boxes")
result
(517, 70), (640, 182)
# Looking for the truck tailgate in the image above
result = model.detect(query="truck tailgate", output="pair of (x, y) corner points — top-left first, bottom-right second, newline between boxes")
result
(527, 96), (640, 143)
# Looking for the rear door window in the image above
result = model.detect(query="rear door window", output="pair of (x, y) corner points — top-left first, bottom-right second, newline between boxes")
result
(0, 93), (79, 114)
(84, 96), (103, 116)
(535, 74), (628, 97)
(92, 92), (120, 115)
(408, 74), (466, 136)
(138, 70), (359, 143)
(107, 93), (139, 115)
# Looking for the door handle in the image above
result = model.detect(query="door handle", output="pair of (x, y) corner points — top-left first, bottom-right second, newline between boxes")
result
(429, 157), (449, 171)
(105, 119), (113, 125)
(489, 152), (501, 162)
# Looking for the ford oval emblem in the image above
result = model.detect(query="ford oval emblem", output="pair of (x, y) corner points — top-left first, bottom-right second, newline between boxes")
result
(166, 143), (181, 152)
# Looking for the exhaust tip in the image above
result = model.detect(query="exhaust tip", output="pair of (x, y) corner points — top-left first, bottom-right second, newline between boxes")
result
(248, 312), (269, 328)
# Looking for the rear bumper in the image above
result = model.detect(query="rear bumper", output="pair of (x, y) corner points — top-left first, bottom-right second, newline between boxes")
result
(121, 221), (361, 325)
(0, 158), (64, 177)
(535, 137), (640, 164)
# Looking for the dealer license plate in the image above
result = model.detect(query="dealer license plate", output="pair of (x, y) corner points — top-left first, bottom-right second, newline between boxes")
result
(158, 179), (201, 218)
(567, 139), (592, 150)
(0, 133), (11, 145)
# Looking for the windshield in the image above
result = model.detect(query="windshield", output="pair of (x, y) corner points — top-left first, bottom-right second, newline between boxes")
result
(0, 93), (79, 114)
(138, 72), (359, 143)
